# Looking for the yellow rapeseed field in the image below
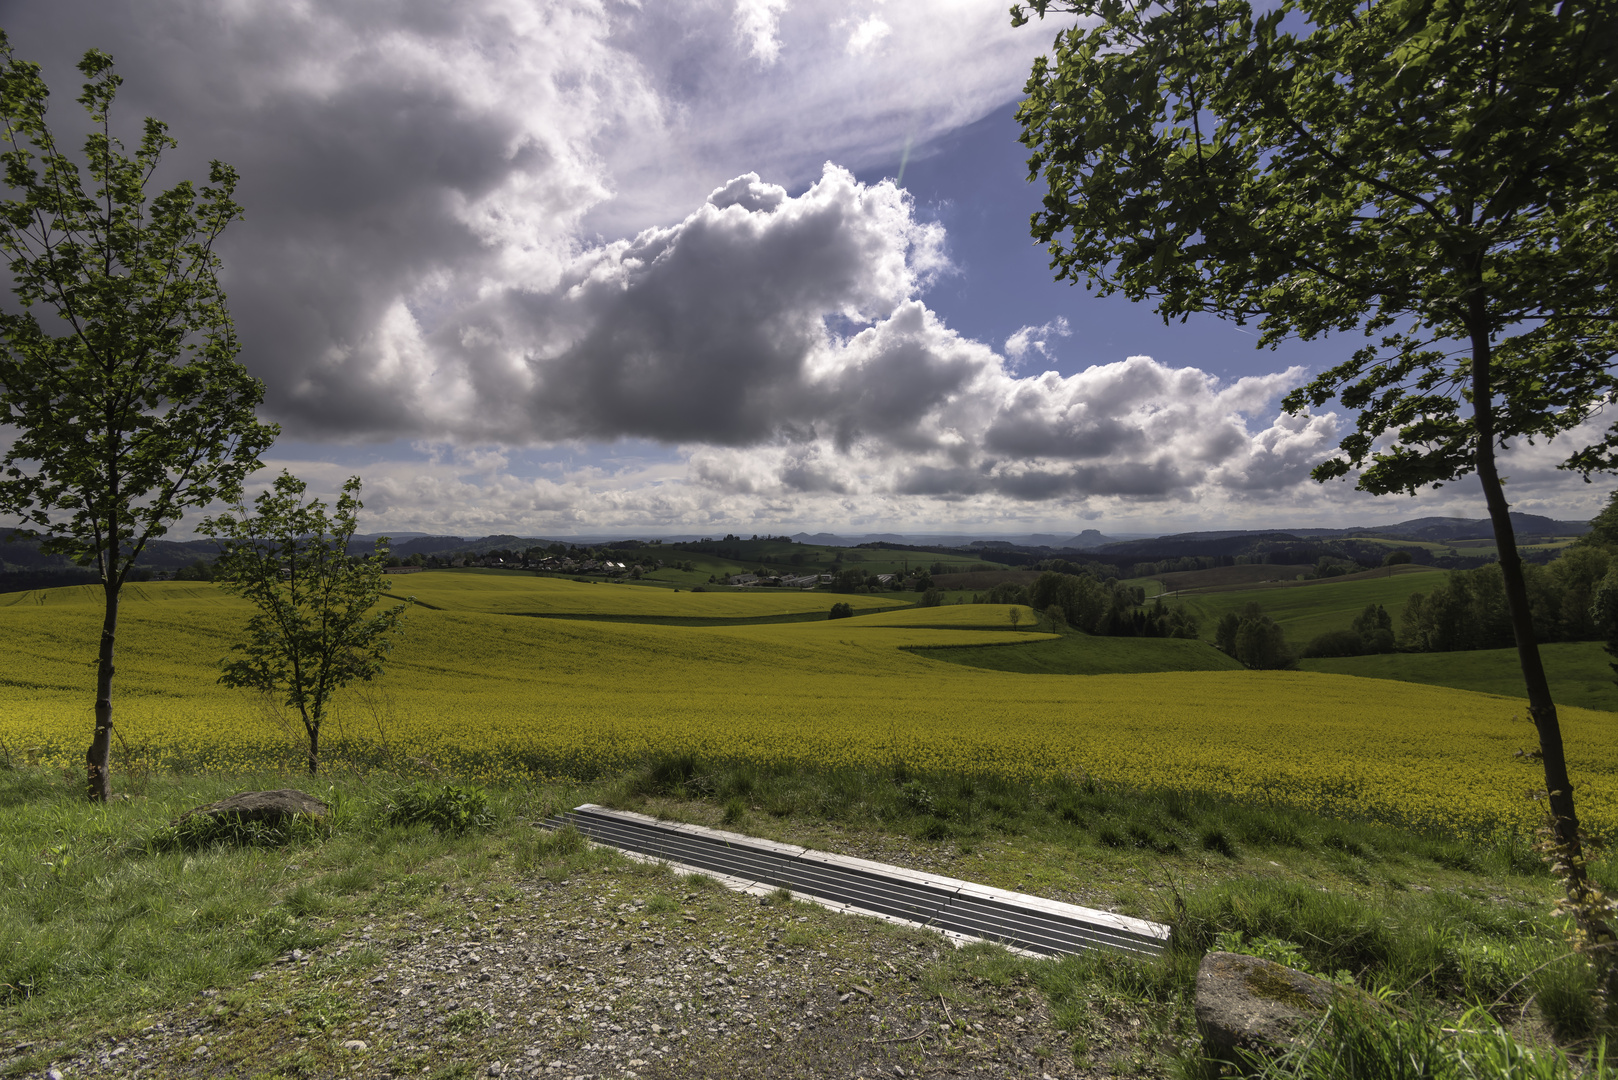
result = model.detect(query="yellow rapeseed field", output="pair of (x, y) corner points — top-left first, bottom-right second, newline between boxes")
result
(397, 571), (906, 617)
(1, 577), (1613, 837)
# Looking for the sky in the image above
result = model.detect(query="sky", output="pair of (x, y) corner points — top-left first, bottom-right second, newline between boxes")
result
(0, 0), (1609, 540)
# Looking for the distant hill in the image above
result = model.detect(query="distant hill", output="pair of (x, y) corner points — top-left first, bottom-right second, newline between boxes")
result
(1087, 513), (1587, 558)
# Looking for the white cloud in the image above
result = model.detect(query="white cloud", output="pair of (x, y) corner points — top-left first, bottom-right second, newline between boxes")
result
(4, 1), (1607, 536)
(734, 0), (792, 65)
(845, 15), (892, 55)
(1003, 317), (1071, 367)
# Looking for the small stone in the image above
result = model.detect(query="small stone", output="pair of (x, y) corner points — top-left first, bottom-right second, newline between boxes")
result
(838, 993), (852, 1004)
(342, 1039), (369, 1050)
(487, 1062), (504, 1076)
(45, 1070), (63, 1080)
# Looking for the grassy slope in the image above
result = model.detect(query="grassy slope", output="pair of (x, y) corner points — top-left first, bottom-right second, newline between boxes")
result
(909, 632), (1243, 675)
(1303, 640), (1618, 714)
(1165, 566), (1444, 644)
(623, 539), (1006, 587)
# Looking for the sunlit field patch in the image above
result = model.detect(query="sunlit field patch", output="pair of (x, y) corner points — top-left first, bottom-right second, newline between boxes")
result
(2, 582), (1613, 838)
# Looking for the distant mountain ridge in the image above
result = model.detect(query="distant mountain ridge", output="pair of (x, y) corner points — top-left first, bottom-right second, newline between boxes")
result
(1082, 514), (1586, 560)
(0, 512), (1592, 579)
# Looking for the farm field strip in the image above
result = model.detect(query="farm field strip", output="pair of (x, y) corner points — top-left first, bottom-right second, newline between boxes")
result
(2, 583), (1615, 838)
(1165, 571), (1447, 645)
(386, 571), (907, 617)
(1302, 641), (1618, 714)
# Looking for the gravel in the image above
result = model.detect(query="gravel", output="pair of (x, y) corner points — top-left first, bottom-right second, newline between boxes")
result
(24, 859), (1158, 1079)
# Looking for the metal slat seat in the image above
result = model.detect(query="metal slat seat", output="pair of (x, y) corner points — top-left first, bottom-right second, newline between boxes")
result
(542, 804), (1168, 959)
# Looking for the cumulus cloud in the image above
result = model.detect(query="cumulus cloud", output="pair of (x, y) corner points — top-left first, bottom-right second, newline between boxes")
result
(10, 1), (1603, 535)
(380, 164), (1338, 518)
(734, 0), (792, 65)
(1003, 317), (1071, 367)
(845, 15), (893, 55)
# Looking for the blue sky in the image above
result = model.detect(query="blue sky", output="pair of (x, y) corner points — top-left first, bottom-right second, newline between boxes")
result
(2, 0), (1607, 539)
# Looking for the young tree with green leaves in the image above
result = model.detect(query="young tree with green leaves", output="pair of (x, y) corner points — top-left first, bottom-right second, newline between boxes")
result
(1014, 0), (1617, 895)
(203, 473), (410, 775)
(0, 39), (277, 801)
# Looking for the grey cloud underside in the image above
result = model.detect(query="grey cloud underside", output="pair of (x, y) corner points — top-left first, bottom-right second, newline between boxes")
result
(5, 0), (1333, 508)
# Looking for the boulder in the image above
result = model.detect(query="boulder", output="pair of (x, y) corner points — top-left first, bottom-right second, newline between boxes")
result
(1194, 951), (1344, 1062)
(179, 789), (329, 827)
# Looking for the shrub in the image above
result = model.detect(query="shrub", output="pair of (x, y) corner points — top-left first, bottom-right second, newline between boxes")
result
(384, 782), (494, 834)
(828, 602), (854, 619)
(1303, 629), (1367, 658)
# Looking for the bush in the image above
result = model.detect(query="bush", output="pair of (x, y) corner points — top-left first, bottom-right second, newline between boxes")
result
(1303, 629), (1367, 658)
(384, 782), (494, 834)
(828, 602), (854, 619)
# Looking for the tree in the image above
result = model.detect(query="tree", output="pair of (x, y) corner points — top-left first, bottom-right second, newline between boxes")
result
(202, 473), (409, 775)
(1579, 489), (1618, 550)
(1351, 603), (1396, 653)
(1591, 567), (1618, 681)
(1014, 0), (1617, 889)
(1215, 602), (1294, 668)
(0, 40), (277, 801)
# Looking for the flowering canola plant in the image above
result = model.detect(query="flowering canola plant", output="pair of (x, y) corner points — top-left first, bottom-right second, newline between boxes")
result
(1, 579), (1612, 837)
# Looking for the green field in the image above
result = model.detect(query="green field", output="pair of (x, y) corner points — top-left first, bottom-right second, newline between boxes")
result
(1303, 640), (1618, 714)
(1164, 565), (1443, 644)
(615, 538), (1007, 587)
(910, 631), (1243, 675)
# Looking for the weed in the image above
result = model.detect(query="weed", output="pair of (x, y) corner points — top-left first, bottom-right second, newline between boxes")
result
(384, 782), (494, 834)
(443, 1006), (493, 1035)
(147, 809), (326, 852)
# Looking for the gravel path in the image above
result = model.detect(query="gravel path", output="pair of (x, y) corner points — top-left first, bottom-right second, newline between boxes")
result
(27, 856), (1172, 1080)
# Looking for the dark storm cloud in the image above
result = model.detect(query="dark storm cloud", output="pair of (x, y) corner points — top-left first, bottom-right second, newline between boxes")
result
(3, 0), (648, 438)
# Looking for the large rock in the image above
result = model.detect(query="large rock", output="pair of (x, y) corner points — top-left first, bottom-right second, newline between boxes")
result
(179, 789), (329, 826)
(1194, 951), (1346, 1061)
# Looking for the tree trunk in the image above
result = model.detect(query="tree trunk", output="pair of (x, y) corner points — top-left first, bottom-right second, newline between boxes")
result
(302, 709), (320, 776)
(1468, 319), (1586, 878)
(87, 579), (118, 802)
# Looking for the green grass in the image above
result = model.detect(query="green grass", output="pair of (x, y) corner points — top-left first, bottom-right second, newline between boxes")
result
(1165, 567), (1444, 645)
(1, 757), (1613, 1075)
(905, 631), (1242, 675)
(1303, 641), (1618, 713)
